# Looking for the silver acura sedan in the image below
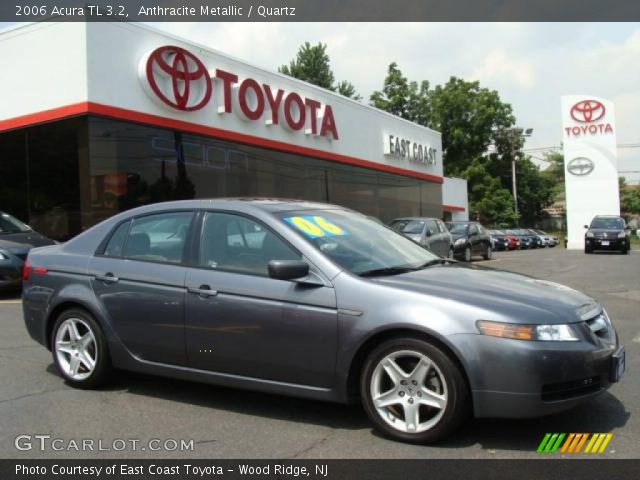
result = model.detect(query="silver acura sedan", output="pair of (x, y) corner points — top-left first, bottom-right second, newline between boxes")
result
(22, 199), (625, 443)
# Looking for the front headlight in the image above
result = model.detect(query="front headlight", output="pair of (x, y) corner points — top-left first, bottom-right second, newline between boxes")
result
(586, 231), (594, 238)
(477, 320), (579, 341)
(454, 238), (466, 246)
(617, 232), (626, 239)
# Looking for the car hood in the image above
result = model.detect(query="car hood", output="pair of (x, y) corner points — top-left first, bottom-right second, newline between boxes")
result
(0, 231), (55, 253)
(588, 228), (624, 236)
(372, 264), (597, 324)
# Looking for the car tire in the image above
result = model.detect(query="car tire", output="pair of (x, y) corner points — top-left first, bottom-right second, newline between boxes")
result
(360, 337), (469, 444)
(483, 245), (492, 260)
(51, 308), (111, 389)
(585, 246), (591, 254)
(463, 246), (472, 262)
(447, 246), (454, 259)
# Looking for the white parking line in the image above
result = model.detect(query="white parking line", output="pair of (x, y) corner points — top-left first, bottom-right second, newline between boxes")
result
(0, 300), (21, 305)
(633, 334), (640, 344)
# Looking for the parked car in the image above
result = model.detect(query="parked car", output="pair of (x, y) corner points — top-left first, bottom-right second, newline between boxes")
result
(506, 229), (532, 249)
(389, 217), (453, 257)
(22, 199), (625, 444)
(445, 221), (492, 261)
(584, 215), (631, 254)
(533, 229), (558, 247)
(21, 199), (626, 443)
(0, 211), (56, 290)
(487, 230), (509, 251)
(526, 229), (548, 248)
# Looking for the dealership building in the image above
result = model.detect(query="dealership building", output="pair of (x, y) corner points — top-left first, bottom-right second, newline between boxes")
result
(0, 22), (468, 241)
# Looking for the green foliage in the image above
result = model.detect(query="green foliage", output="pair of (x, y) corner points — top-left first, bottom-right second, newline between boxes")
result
(620, 177), (640, 213)
(540, 152), (565, 202)
(335, 80), (362, 101)
(370, 63), (552, 225)
(462, 158), (517, 226)
(429, 77), (515, 178)
(279, 42), (361, 100)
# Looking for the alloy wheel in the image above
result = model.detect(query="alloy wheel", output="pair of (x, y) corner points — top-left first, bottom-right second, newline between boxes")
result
(54, 318), (98, 381)
(370, 350), (448, 433)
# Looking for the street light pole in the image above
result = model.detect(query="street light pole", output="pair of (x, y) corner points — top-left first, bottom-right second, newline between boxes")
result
(507, 127), (533, 227)
(512, 156), (518, 225)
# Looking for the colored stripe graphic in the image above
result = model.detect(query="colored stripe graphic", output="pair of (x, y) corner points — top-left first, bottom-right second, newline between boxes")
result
(537, 433), (565, 453)
(538, 433), (613, 454)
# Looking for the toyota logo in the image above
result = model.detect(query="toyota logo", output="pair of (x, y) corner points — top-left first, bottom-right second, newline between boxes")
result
(567, 157), (595, 176)
(143, 46), (212, 111)
(570, 100), (605, 123)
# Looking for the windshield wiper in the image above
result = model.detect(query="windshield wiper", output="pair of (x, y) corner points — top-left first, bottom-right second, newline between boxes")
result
(358, 266), (418, 277)
(359, 258), (456, 277)
(414, 258), (456, 269)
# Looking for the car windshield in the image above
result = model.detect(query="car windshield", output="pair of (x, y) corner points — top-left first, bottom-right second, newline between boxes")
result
(279, 209), (440, 276)
(0, 212), (31, 234)
(591, 217), (624, 229)
(391, 220), (425, 235)
(446, 222), (469, 234)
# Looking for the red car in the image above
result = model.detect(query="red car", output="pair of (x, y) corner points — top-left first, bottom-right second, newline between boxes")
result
(492, 230), (520, 250)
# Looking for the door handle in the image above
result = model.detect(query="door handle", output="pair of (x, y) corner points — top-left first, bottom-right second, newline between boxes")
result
(95, 273), (119, 284)
(187, 285), (218, 297)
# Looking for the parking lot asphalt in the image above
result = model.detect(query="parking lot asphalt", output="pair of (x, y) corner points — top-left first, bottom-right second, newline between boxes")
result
(0, 247), (638, 459)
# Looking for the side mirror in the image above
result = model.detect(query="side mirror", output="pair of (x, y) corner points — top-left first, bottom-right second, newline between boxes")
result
(625, 225), (631, 231)
(584, 225), (589, 229)
(426, 230), (432, 237)
(268, 260), (310, 281)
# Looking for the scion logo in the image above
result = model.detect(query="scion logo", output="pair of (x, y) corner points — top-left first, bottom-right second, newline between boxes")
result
(567, 157), (594, 176)
(570, 100), (606, 123)
(143, 46), (212, 111)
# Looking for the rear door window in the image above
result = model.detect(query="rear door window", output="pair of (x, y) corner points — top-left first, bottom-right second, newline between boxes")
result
(121, 212), (194, 264)
(104, 221), (131, 257)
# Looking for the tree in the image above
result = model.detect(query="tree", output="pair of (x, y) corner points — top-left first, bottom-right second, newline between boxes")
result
(462, 157), (517, 226)
(620, 177), (640, 214)
(279, 42), (361, 100)
(370, 64), (552, 224)
(540, 151), (565, 201)
(429, 77), (515, 178)
(336, 80), (362, 101)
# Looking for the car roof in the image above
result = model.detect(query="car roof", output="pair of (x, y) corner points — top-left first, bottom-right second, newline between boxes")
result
(117, 198), (347, 215)
(391, 217), (440, 222)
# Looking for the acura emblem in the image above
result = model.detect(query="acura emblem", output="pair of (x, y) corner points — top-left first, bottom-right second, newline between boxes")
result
(567, 157), (594, 176)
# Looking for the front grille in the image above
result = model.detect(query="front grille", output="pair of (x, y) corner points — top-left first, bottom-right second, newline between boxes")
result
(542, 376), (602, 402)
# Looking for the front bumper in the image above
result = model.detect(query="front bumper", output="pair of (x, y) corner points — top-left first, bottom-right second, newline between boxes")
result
(586, 238), (626, 250)
(450, 330), (622, 418)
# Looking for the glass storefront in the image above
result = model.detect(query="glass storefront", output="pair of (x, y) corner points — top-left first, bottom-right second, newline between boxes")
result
(0, 115), (442, 241)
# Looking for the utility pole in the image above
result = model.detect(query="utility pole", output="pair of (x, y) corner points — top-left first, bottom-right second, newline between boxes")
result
(508, 127), (533, 226)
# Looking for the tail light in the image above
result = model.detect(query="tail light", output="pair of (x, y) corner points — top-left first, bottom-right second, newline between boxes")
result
(22, 259), (47, 281)
(22, 259), (30, 281)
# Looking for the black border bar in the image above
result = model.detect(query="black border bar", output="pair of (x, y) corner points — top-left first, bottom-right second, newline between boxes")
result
(3, 459), (640, 480)
(3, 0), (640, 22)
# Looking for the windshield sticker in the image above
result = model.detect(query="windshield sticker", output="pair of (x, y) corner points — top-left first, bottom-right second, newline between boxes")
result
(284, 216), (348, 238)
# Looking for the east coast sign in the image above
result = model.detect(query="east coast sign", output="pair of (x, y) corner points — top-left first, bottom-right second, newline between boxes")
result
(139, 45), (339, 140)
(383, 134), (437, 166)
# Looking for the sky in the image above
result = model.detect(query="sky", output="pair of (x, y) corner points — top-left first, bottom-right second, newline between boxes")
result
(1, 21), (639, 182)
(149, 22), (640, 183)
